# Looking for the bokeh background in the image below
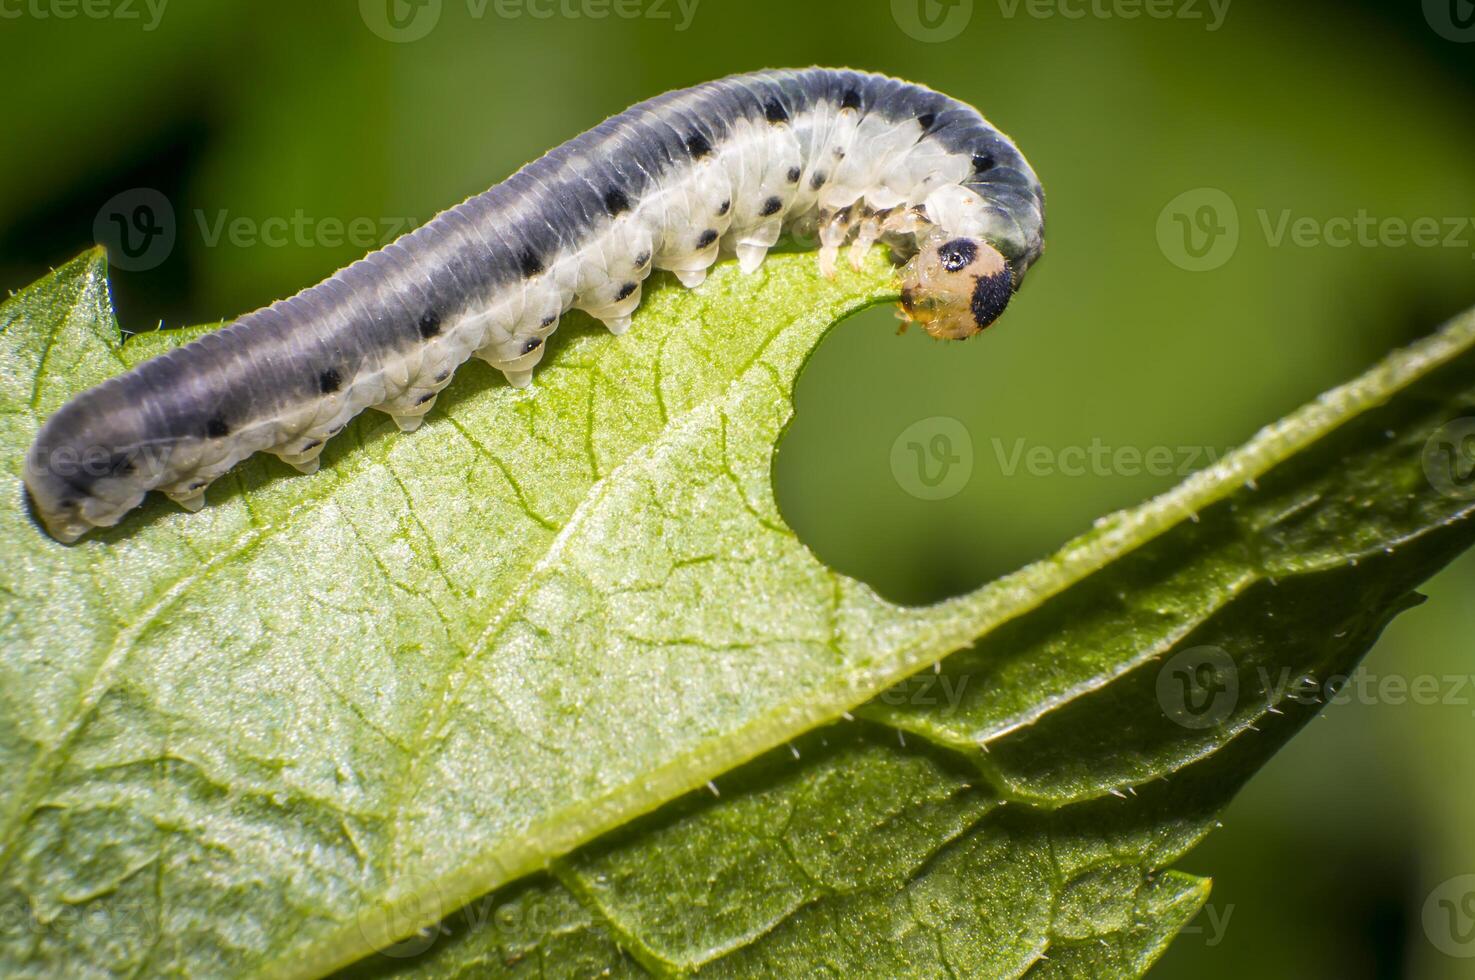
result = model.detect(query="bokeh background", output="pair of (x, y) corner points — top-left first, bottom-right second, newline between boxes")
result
(2, 1), (1473, 976)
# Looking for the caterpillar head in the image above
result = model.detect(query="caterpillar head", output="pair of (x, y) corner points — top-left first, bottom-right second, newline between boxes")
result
(898, 235), (1014, 340)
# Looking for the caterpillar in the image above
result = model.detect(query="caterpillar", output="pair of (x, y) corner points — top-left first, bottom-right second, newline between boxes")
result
(24, 67), (1044, 543)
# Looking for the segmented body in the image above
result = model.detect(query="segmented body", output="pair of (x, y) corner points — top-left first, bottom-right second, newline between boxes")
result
(24, 67), (1045, 542)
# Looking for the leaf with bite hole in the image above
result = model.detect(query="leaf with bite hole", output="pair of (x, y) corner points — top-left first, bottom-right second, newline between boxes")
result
(1, 249), (1473, 979)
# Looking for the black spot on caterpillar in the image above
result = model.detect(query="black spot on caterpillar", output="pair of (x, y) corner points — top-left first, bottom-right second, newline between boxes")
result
(23, 67), (1044, 542)
(685, 132), (713, 159)
(604, 187), (631, 216)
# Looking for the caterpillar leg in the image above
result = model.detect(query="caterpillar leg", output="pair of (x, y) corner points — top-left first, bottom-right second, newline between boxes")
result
(165, 486), (208, 512)
(471, 346), (537, 388)
(276, 442), (325, 474)
(584, 284), (641, 336)
(391, 413), (426, 432)
(736, 242), (769, 274)
(732, 221), (781, 274)
(369, 401), (434, 432)
(817, 210), (853, 278)
(848, 213), (883, 269)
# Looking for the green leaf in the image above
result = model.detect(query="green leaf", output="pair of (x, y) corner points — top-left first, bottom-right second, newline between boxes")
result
(1, 248), (1473, 978)
(336, 324), (1475, 977)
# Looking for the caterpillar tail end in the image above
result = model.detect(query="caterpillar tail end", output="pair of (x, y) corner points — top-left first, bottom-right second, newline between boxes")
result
(32, 504), (89, 544)
(22, 445), (148, 544)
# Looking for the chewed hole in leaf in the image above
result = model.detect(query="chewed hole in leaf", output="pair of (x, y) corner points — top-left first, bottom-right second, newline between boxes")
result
(4, 251), (1475, 979)
(775, 301), (1200, 606)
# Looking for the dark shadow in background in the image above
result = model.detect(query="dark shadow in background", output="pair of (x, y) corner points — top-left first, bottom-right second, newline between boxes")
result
(0, 109), (217, 331)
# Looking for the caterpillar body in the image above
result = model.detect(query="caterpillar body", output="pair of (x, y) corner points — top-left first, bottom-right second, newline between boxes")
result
(24, 67), (1044, 543)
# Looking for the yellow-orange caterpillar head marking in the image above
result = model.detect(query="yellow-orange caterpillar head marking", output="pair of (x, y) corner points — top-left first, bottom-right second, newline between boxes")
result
(899, 236), (1014, 340)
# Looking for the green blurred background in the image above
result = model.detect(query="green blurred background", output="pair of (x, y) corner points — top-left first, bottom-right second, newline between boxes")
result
(2, 1), (1473, 975)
